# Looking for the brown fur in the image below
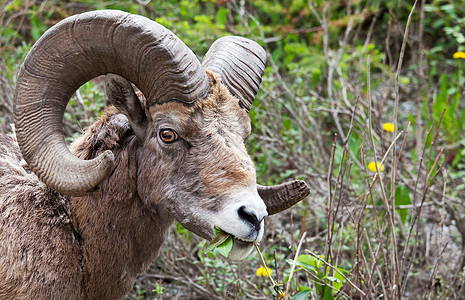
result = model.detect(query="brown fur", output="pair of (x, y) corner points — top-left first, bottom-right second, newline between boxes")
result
(0, 134), (82, 299)
(0, 72), (258, 299)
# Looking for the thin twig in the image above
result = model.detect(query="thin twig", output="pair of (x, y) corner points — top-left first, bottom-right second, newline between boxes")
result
(425, 168), (448, 299)
(305, 249), (366, 297)
(284, 232), (307, 299)
(367, 54), (400, 298)
(392, 2), (418, 297)
(401, 93), (449, 293)
(325, 134), (337, 269)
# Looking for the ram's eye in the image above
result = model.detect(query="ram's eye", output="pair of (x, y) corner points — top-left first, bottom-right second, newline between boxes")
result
(159, 129), (178, 143)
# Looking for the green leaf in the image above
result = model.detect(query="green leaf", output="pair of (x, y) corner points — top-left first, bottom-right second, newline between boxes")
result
(407, 114), (416, 126)
(206, 227), (230, 251)
(291, 289), (311, 300)
(332, 268), (346, 292)
(215, 7), (228, 26)
(216, 235), (233, 257)
(290, 254), (321, 273)
(322, 285), (334, 300)
(206, 226), (234, 257)
(326, 276), (339, 282)
(175, 222), (185, 235)
(326, 274), (343, 294)
(283, 118), (292, 130)
(395, 186), (411, 224)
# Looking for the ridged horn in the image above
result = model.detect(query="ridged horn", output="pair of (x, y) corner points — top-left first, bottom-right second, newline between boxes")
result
(14, 10), (210, 196)
(258, 180), (310, 215)
(202, 36), (266, 111)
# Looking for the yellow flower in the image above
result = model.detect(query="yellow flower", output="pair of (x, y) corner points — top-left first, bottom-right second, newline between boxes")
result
(368, 162), (385, 173)
(256, 267), (272, 277)
(383, 122), (395, 133)
(453, 51), (465, 59)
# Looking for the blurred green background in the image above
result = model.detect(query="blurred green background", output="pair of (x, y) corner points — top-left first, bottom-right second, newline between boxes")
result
(1, 0), (465, 299)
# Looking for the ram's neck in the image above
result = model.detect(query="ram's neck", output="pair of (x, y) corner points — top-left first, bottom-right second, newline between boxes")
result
(69, 109), (174, 299)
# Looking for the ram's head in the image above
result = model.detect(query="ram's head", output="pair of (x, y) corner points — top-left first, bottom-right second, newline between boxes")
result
(13, 10), (309, 260)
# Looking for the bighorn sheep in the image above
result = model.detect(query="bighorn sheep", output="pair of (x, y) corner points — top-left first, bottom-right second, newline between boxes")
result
(0, 10), (310, 299)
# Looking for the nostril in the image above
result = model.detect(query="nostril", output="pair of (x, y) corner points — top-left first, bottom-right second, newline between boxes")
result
(238, 206), (261, 232)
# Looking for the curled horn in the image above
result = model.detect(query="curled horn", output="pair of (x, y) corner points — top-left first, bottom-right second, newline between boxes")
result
(14, 10), (210, 196)
(202, 36), (266, 111)
(202, 37), (309, 213)
(258, 180), (310, 215)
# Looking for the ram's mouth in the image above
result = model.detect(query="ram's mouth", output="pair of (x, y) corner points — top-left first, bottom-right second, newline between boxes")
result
(215, 228), (256, 245)
(231, 234), (254, 245)
(208, 227), (257, 260)
(229, 235), (256, 260)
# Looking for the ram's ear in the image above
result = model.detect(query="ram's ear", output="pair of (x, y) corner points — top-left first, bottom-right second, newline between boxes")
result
(258, 180), (310, 215)
(105, 74), (148, 139)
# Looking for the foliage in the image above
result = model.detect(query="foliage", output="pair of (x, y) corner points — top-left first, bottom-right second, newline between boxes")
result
(1, 0), (465, 299)
(289, 254), (346, 300)
(206, 226), (234, 258)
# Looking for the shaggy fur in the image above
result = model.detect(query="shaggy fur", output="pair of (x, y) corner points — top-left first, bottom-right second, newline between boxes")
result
(0, 72), (260, 299)
(0, 134), (82, 299)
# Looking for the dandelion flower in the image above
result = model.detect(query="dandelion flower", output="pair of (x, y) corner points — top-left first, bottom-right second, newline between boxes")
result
(383, 122), (395, 132)
(256, 267), (272, 277)
(453, 51), (465, 59)
(368, 162), (385, 172)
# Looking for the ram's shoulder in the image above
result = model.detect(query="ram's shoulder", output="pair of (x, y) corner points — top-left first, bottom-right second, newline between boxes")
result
(0, 138), (82, 298)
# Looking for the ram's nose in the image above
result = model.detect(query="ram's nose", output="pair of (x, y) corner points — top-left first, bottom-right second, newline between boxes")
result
(237, 205), (267, 232)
